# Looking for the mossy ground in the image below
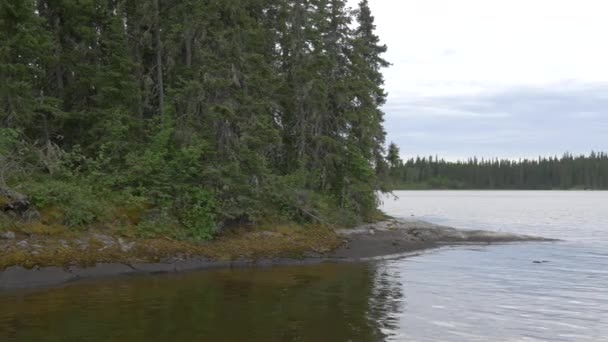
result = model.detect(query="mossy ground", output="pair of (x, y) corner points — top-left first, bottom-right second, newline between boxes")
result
(0, 223), (344, 270)
(0, 189), (383, 270)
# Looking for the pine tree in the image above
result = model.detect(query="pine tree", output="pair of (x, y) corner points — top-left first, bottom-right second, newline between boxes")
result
(1, 0), (395, 235)
(0, 0), (53, 129)
(386, 143), (401, 169)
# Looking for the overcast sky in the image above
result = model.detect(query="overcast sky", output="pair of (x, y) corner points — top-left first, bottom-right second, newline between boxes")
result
(350, 0), (608, 160)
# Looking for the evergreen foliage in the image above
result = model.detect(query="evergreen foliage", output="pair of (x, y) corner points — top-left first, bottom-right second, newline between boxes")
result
(0, 0), (389, 238)
(389, 152), (608, 190)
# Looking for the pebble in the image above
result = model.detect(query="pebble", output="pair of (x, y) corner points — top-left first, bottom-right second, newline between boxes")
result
(0, 231), (16, 240)
(118, 238), (135, 252)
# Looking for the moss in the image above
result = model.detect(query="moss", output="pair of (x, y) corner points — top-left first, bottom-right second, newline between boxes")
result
(18, 222), (70, 237)
(0, 212), (13, 231)
(39, 207), (66, 225)
(0, 241), (128, 270)
(367, 209), (392, 223)
(103, 200), (149, 228)
(0, 224), (344, 270)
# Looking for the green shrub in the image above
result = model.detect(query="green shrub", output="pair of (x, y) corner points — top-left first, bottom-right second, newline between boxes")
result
(135, 208), (182, 239)
(25, 179), (105, 229)
(175, 187), (217, 240)
(0, 128), (20, 154)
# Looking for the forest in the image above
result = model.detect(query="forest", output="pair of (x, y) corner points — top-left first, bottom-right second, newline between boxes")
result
(386, 144), (608, 190)
(0, 0), (389, 239)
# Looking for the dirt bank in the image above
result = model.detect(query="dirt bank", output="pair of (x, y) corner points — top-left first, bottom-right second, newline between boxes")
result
(0, 219), (556, 291)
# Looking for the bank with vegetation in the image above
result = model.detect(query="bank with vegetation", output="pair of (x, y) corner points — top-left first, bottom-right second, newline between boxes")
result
(0, 219), (554, 290)
(1, 0), (394, 271)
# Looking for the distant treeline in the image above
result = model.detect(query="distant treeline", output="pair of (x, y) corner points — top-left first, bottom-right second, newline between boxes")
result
(387, 148), (608, 190)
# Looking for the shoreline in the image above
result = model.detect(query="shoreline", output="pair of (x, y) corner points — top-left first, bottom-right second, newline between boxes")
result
(0, 219), (556, 291)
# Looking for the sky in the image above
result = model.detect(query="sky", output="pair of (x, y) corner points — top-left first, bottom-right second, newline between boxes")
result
(349, 0), (608, 160)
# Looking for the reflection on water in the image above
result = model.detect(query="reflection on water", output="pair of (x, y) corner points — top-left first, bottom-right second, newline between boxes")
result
(0, 264), (389, 342)
(1, 191), (607, 341)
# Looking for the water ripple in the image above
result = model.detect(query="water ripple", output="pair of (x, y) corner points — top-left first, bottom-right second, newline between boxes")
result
(377, 191), (608, 342)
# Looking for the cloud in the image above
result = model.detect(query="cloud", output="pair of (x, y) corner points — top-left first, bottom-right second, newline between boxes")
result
(346, 0), (608, 158)
(384, 100), (511, 119)
(383, 82), (608, 159)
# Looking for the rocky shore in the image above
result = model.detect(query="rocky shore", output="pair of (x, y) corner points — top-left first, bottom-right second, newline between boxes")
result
(332, 219), (554, 259)
(0, 219), (555, 291)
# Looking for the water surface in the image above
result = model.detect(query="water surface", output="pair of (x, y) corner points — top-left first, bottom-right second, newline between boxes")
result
(1, 191), (607, 341)
(380, 191), (608, 341)
(0, 264), (386, 341)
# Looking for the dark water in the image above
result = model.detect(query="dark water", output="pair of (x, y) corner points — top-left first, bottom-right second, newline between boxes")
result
(0, 264), (387, 341)
(1, 191), (607, 341)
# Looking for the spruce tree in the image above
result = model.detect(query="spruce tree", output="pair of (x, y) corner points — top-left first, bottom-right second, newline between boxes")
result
(1, 0), (396, 235)
(0, 0), (53, 129)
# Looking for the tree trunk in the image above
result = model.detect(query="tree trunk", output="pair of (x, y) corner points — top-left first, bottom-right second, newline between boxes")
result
(154, 0), (164, 116)
(53, 16), (65, 95)
(184, 29), (193, 68)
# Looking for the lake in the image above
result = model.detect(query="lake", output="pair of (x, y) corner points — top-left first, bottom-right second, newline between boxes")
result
(1, 191), (607, 341)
